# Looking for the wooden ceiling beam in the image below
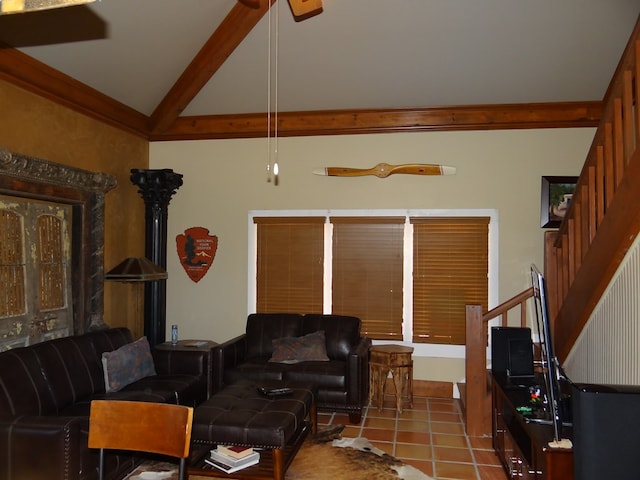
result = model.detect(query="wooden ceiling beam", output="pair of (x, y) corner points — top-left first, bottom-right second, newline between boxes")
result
(149, 102), (603, 141)
(0, 40), (602, 140)
(0, 43), (149, 138)
(147, 0), (274, 135)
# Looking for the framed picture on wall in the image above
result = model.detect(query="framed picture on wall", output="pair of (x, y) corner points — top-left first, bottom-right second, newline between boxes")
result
(541, 176), (578, 228)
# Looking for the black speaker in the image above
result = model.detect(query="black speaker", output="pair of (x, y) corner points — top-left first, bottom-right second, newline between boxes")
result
(491, 326), (534, 377)
(572, 383), (640, 480)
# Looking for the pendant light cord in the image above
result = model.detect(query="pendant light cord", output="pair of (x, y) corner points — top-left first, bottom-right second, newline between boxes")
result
(273, 0), (279, 185)
(266, 2), (272, 182)
(266, 0), (280, 185)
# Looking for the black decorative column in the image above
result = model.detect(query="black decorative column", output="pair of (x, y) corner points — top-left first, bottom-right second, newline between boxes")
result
(130, 169), (183, 348)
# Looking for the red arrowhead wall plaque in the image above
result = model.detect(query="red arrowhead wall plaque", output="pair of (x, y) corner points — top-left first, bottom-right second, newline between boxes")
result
(176, 227), (218, 283)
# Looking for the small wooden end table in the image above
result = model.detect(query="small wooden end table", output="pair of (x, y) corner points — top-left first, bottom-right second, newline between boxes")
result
(369, 344), (414, 413)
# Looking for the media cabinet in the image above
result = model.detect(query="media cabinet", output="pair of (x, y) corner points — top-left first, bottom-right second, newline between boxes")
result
(492, 372), (573, 479)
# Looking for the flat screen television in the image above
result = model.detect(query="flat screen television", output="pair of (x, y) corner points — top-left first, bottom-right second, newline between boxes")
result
(530, 264), (563, 442)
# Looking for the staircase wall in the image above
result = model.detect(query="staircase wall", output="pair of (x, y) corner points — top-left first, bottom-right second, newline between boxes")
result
(564, 233), (640, 384)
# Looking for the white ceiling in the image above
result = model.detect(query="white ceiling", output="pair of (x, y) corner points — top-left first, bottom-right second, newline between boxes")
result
(1, 0), (639, 118)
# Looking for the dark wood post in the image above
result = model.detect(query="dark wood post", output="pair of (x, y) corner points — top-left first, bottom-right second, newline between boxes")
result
(130, 169), (183, 348)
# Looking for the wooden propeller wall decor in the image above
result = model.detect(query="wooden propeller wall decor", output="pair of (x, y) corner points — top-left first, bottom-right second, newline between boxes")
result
(313, 163), (457, 178)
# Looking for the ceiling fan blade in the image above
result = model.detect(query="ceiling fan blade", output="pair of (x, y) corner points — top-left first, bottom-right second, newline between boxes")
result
(313, 163), (456, 178)
(288, 0), (322, 21)
(1, 0), (95, 15)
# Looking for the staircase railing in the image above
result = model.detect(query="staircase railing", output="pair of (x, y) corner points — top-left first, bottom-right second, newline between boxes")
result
(547, 15), (640, 362)
(465, 287), (533, 436)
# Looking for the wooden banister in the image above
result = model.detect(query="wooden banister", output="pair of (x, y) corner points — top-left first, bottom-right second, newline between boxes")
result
(547, 15), (640, 362)
(465, 14), (640, 441)
(465, 287), (534, 436)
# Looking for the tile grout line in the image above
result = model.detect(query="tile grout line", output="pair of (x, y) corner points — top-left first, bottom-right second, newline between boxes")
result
(426, 397), (437, 479)
(455, 399), (482, 480)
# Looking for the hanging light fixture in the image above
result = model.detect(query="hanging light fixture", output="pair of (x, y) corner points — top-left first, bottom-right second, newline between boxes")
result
(104, 257), (167, 282)
(105, 257), (167, 340)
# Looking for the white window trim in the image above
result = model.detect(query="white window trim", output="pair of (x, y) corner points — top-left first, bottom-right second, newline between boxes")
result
(248, 209), (499, 359)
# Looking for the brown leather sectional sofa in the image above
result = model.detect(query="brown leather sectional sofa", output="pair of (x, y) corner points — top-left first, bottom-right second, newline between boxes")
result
(211, 313), (371, 423)
(0, 328), (210, 480)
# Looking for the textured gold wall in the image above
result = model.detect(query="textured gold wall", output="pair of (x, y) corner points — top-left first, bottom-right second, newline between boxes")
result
(0, 79), (148, 338)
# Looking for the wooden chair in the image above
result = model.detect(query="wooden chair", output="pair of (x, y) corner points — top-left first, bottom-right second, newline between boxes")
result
(88, 400), (194, 480)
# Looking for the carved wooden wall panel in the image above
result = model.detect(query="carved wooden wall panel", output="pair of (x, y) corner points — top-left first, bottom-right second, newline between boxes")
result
(0, 146), (115, 350)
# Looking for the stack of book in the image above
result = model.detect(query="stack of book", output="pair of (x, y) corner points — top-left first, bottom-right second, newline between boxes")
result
(205, 445), (260, 474)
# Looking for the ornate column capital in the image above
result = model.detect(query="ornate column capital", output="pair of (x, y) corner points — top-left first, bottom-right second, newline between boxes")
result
(130, 168), (183, 206)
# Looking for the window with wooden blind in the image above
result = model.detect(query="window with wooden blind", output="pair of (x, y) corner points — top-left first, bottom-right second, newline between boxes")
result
(331, 217), (404, 340)
(254, 216), (324, 313)
(411, 217), (489, 345)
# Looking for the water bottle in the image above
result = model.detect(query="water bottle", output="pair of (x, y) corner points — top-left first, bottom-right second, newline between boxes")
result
(171, 324), (178, 345)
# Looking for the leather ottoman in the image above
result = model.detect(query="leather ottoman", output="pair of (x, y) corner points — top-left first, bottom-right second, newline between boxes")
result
(189, 380), (316, 480)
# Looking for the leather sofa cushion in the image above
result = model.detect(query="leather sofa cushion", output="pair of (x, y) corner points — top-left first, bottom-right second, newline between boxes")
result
(0, 348), (57, 415)
(245, 313), (303, 359)
(32, 335), (99, 410)
(302, 314), (361, 361)
(224, 359), (286, 385)
(284, 360), (346, 389)
(225, 358), (346, 390)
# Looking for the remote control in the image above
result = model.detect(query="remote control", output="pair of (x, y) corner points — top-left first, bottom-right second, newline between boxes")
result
(257, 387), (294, 396)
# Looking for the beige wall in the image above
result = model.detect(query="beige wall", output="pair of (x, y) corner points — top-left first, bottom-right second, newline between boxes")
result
(0, 79), (149, 338)
(0, 75), (605, 385)
(150, 128), (594, 384)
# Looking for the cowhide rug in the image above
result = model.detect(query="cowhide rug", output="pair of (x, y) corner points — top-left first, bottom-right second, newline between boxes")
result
(286, 434), (434, 480)
(126, 426), (434, 480)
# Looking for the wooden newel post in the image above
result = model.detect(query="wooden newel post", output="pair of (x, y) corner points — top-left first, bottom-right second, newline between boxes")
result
(465, 304), (489, 437)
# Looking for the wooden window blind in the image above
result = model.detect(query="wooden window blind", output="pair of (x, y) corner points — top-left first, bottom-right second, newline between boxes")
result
(331, 217), (404, 340)
(411, 217), (489, 345)
(254, 216), (324, 313)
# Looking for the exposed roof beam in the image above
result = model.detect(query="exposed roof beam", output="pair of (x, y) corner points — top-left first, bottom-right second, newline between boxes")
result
(0, 42), (148, 138)
(149, 102), (603, 141)
(147, 0), (274, 135)
(0, 39), (602, 141)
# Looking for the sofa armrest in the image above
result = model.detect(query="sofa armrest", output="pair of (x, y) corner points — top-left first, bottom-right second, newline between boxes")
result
(152, 347), (210, 377)
(211, 334), (247, 394)
(346, 336), (372, 405)
(152, 345), (213, 398)
(0, 415), (84, 480)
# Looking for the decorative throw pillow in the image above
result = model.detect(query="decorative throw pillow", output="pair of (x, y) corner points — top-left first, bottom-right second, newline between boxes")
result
(102, 336), (156, 393)
(269, 330), (330, 364)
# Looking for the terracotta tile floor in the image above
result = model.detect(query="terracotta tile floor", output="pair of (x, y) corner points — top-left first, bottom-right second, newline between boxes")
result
(318, 394), (507, 480)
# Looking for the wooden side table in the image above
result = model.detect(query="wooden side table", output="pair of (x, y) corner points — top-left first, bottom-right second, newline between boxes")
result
(368, 345), (414, 413)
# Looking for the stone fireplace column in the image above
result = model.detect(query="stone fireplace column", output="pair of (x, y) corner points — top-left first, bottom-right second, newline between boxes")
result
(130, 169), (183, 348)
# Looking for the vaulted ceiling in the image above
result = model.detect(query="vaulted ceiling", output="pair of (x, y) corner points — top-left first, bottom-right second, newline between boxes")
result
(0, 0), (638, 140)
